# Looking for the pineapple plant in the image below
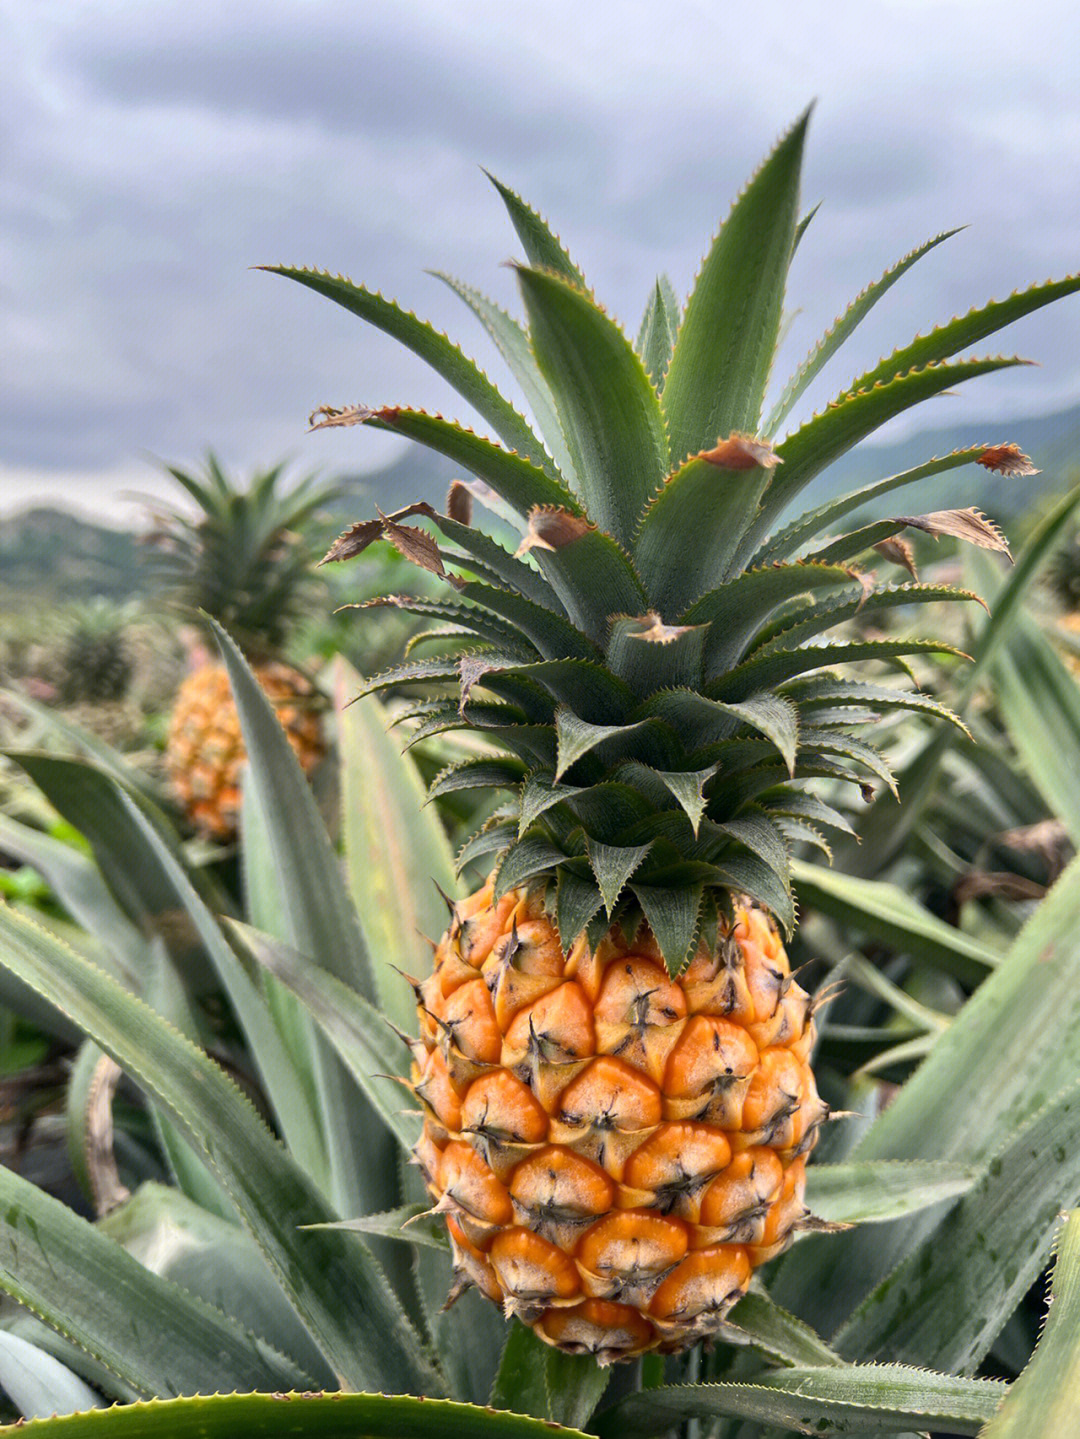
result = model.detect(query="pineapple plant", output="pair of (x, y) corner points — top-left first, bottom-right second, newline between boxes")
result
(253, 107), (1077, 1360)
(3, 112), (1080, 1439)
(149, 456), (337, 840)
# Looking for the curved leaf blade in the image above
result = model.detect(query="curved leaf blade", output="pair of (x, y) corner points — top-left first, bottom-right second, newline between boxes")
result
(764, 228), (961, 435)
(980, 1208), (1080, 1438)
(261, 266), (556, 478)
(0, 906), (442, 1397)
(0, 1391), (594, 1438)
(515, 265), (669, 547)
(595, 1366), (1006, 1438)
(663, 110), (809, 464)
(0, 1163), (307, 1401)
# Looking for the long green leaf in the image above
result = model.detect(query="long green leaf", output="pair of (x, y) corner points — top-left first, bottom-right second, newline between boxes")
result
(723, 1291), (843, 1368)
(754, 445), (1000, 566)
(764, 229), (961, 435)
(979, 1208), (1080, 1438)
(0, 812), (144, 990)
(216, 623), (397, 1224)
(595, 1366), (1007, 1438)
(663, 111), (809, 463)
(515, 265), (668, 546)
(0, 906), (442, 1397)
(491, 1324), (609, 1430)
(337, 408), (580, 522)
(101, 1183), (336, 1390)
(432, 272), (578, 487)
(0, 1331), (103, 1420)
(742, 355), (1028, 559)
(0, 1164), (306, 1400)
(111, 789), (327, 1185)
(335, 662), (459, 1036)
(261, 266), (556, 478)
(0, 1391), (594, 1438)
(775, 848), (1080, 1335)
(791, 858), (999, 984)
(992, 612), (1080, 845)
(485, 170), (587, 288)
(805, 1160), (979, 1225)
(6, 754), (220, 994)
(836, 273), (1080, 400)
(230, 922), (420, 1154)
(837, 1082), (1080, 1371)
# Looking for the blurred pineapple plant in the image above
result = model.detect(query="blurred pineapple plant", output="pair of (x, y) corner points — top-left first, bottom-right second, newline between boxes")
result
(2, 110), (1080, 1438)
(148, 456), (338, 840)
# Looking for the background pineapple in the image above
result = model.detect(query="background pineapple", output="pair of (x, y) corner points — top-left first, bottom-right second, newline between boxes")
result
(265, 108), (1074, 1358)
(150, 456), (338, 840)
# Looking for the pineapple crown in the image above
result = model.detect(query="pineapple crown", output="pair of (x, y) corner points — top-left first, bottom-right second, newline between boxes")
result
(145, 454), (342, 660)
(267, 109), (1074, 974)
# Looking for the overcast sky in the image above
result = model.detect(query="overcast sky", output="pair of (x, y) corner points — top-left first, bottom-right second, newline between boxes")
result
(4, 0), (1080, 520)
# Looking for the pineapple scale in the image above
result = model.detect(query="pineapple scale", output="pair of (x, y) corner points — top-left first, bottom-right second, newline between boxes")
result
(412, 879), (826, 1362)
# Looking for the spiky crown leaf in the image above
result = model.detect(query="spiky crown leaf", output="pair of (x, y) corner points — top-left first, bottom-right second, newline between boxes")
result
(146, 455), (342, 658)
(269, 111), (1076, 974)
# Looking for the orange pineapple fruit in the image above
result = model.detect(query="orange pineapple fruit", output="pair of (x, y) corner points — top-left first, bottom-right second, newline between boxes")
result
(411, 882), (822, 1359)
(150, 456), (336, 840)
(166, 660), (324, 842)
(277, 109), (1072, 1355)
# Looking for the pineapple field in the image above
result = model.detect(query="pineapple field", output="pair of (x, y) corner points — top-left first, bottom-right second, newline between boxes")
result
(5, 111), (1080, 1439)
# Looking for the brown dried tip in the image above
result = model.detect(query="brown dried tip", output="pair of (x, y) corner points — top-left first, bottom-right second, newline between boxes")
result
(873, 536), (919, 579)
(309, 403), (385, 430)
(321, 518), (386, 566)
(977, 444), (1040, 477)
(626, 611), (698, 644)
(701, 433), (783, 470)
(320, 501), (439, 565)
(515, 506), (595, 557)
(896, 507), (1011, 559)
(381, 513), (449, 580)
(447, 481), (473, 526)
(458, 655), (509, 708)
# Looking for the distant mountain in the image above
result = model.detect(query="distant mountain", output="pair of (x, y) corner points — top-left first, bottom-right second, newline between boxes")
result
(0, 507), (142, 604)
(795, 402), (1080, 521)
(4, 404), (1078, 607)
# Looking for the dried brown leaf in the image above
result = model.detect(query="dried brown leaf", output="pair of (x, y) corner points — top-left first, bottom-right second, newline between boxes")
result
(321, 519), (387, 565)
(625, 610), (699, 644)
(320, 502), (439, 565)
(458, 655), (510, 708)
(382, 515), (448, 580)
(515, 505), (596, 557)
(308, 403), (385, 430)
(952, 871), (1047, 906)
(977, 443), (1040, 477)
(873, 536), (919, 579)
(895, 507), (1011, 559)
(700, 433), (783, 471)
(447, 481), (473, 525)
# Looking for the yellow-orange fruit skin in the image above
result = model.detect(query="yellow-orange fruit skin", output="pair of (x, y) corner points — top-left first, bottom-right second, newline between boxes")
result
(165, 661), (324, 841)
(413, 883), (825, 1363)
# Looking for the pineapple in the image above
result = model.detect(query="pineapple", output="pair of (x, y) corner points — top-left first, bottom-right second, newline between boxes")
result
(150, 456), (337, 841)
(269, 110), (1076, 1359)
